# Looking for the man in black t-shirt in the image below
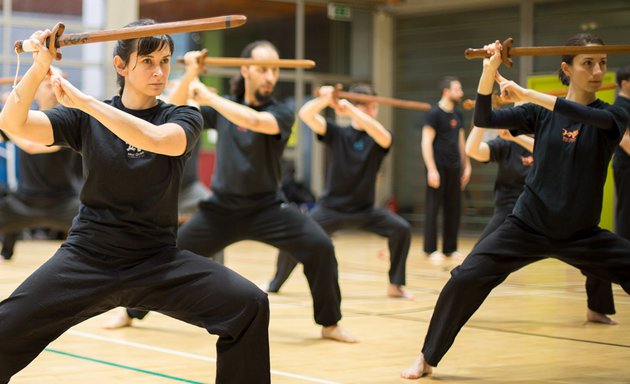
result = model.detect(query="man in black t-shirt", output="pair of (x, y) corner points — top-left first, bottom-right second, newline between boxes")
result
(0, 74), (81, 261)
(109, 42), (357, 343)
(266, 84), (413, 299)
(421, 76), (471, 262)
(614, 66), (630, 241)
(164, 82), (218, 227)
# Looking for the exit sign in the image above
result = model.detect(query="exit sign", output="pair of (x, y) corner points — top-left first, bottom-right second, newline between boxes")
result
(328, 3), (352, 21)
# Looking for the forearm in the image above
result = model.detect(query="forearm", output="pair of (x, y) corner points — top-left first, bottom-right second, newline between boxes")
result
(298, 97), (328, 135)
(8, 132), (60, 154)
(473, 93), (496, 127)
(474, 94), (525, 129)
(509, 134), (534, 152)
(1, 63), (48, 135)
(81, 97), (186, 156)
(620, 129), (630, 155)
(520, 89), (556, 112)
(200, 93), (279, 135)
(460, 138), (471, 170)
(465, 127), (487, 161)
(421, 141), (437, 172)
(349, 108), (391, 148)
(169, 72), (197, 106)
(477, 63), (497, 96)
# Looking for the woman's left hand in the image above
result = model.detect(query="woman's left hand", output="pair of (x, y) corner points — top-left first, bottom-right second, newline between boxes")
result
(496, 72), (526, 103)
(483, 40), (503, 71)
(50, 71), (88, 109)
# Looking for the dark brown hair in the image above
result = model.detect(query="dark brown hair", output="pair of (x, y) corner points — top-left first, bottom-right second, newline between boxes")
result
(438, 76), (459, 93)
(558, 33), (604, 86)
(113, 19), (174, 96)
(616, 65), (630, 87)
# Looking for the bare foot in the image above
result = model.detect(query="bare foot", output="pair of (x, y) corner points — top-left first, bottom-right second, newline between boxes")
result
(445, 251), (466, 262)
(401, 353), (433, 379)
(387, 284), (415, 300)
(427, 251), (445, 265)
(586, 308), (619, 325)
(321, 324), (359, 343)
(102, 311), (133, 329)
(258, 282), (270, 293)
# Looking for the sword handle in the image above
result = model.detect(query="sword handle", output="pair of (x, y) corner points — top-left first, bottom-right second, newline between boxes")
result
(500, 38), (514, 68)
(198, 48), (208, 75)
(14, 23), (64, 61)
(464, 37), (514, 68)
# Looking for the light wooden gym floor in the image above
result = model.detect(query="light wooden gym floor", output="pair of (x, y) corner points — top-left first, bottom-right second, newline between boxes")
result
(1, 233), (629, 383)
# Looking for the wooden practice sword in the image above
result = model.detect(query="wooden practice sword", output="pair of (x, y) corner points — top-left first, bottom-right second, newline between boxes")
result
(177, 56), (316, 69)
(0, 76), (22, 85)
(465, 37), (630, 68)
(14, 15), (247, 61)
(329, 84), (432, 111)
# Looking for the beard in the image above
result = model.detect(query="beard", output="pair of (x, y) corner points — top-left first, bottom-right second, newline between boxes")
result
(450, 96), (462, 105)
(255, 89), (273, 104)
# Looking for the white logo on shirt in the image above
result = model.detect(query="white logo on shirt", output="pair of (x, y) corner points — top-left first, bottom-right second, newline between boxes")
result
(126, 144), (145, 159)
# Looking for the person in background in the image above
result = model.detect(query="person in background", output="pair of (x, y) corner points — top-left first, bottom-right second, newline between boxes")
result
(266, 84), (413, 299)
(421, 76), (471, 262)
(0, 69), (82, 261)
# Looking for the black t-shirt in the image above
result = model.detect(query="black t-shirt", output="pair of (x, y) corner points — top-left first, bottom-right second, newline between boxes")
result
(486, 138), (533, 209)
(613, 95), (630, 169)
(199, 97), (294, 204)
(479, 98), (627, 239)
(43, 96), (202, 255)
(424, 105), (463, 169)
(181, 139), (201, 189)
(318, 120), (389, 212)
(17, 147), (82, 199)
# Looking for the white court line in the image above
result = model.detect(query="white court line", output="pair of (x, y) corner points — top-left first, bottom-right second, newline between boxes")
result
(67, 330), (342, 384)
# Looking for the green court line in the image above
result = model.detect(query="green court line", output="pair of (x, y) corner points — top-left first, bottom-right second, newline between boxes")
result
(44, 348), (205, 383)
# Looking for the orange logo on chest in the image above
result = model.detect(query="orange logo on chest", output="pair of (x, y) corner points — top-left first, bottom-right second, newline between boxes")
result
(520, 155), (533, 167)
(562, 128), (580, 143)
(450, 119), (458, 129)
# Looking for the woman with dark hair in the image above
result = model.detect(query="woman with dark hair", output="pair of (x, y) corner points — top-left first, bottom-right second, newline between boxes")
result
(613, 65), (630, 242)
(466, 125), (618, 324)
(0, 21), (270, 384)
(402, 33), (630, 379)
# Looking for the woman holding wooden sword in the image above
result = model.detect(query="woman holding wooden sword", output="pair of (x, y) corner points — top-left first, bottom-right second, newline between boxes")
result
(403, 33), (630, 380)
(0, 19), (271, 384)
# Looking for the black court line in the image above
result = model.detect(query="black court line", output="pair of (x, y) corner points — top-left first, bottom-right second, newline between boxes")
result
(343, 306), (436, 317)
(375, 313), (630, 349)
